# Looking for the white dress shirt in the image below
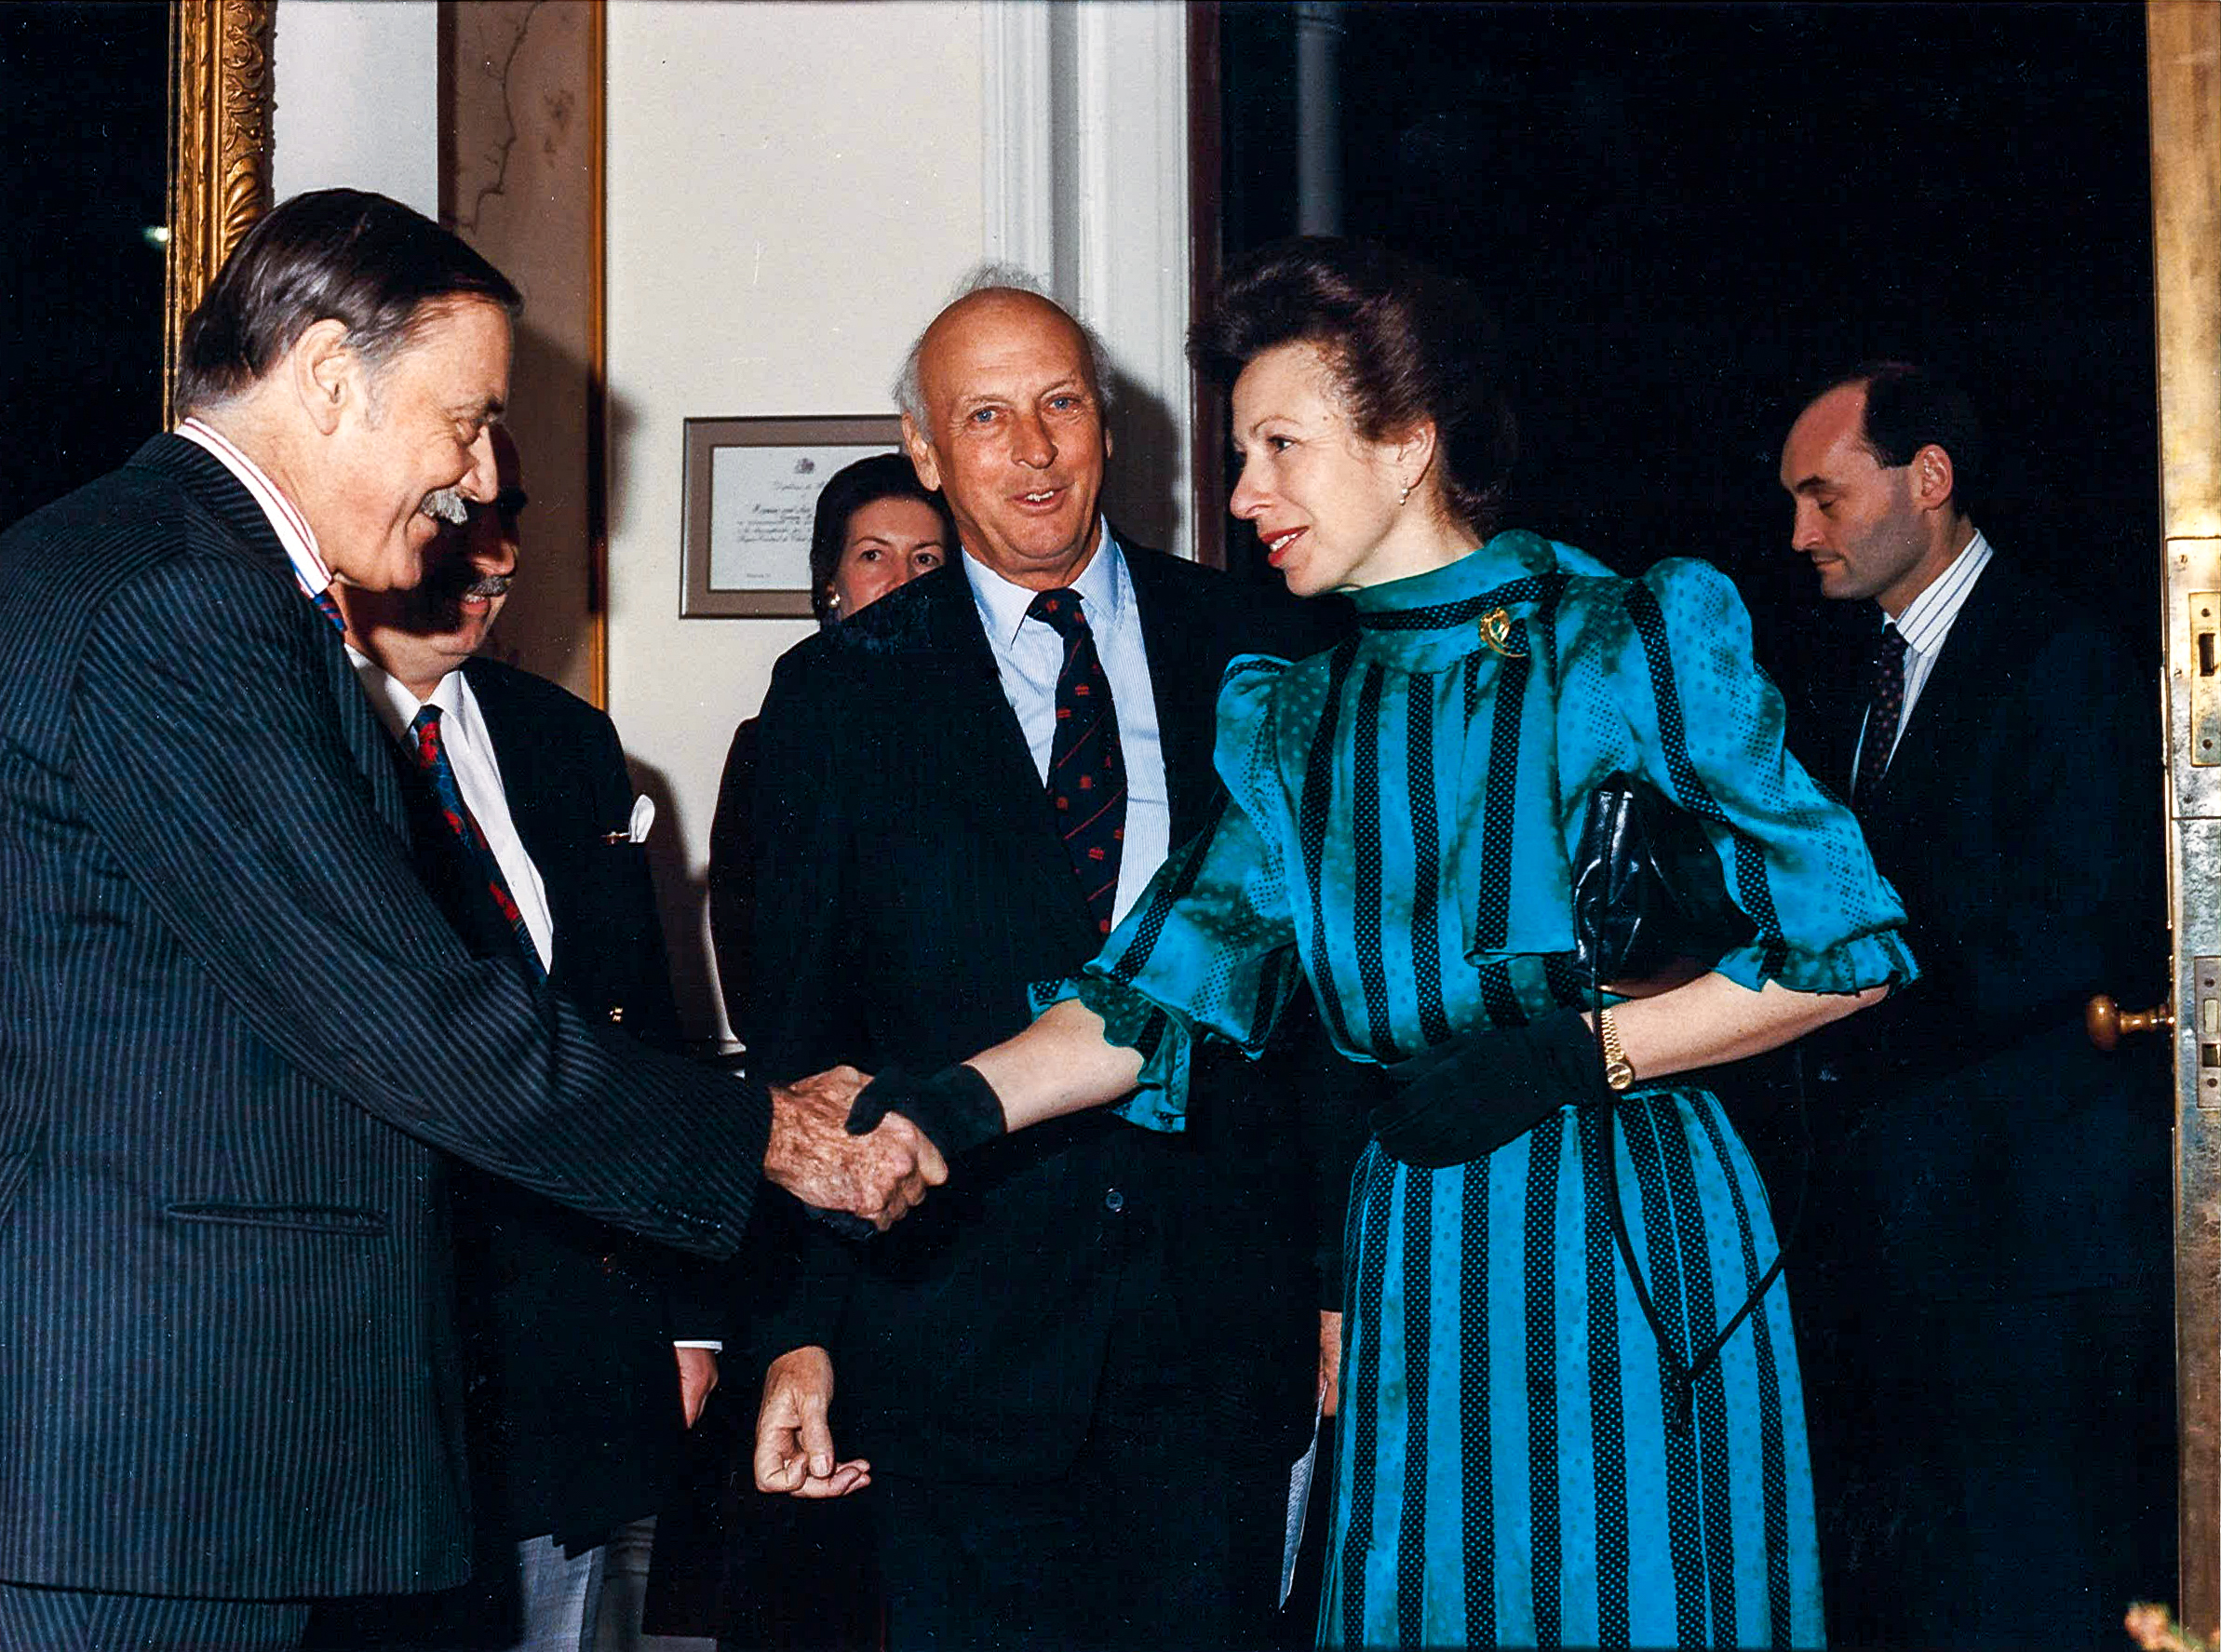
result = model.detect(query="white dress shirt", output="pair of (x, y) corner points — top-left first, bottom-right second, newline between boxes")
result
(961, 524), (1171, 925)
(345, 653), (557, 972)
(1859, 529), (1995, 772)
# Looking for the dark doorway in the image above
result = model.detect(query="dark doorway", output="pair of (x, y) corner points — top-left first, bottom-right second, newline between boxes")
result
(0, 1), (169, 529)
(1217, 2), (2155, 683)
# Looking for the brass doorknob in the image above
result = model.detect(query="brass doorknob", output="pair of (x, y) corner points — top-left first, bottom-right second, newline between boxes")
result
(2086, 994), (2175, 1051)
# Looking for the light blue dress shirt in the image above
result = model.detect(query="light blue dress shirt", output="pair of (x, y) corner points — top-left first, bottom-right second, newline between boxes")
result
(960, 523), (1170, 927)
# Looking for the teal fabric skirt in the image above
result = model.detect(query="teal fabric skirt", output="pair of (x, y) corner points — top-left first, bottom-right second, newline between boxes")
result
(1321, 1091), (1824, 1649)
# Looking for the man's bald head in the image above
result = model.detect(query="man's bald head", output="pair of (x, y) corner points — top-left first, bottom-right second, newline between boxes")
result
(894, 268), (1114, 441)
(898, 276), (1116, 589)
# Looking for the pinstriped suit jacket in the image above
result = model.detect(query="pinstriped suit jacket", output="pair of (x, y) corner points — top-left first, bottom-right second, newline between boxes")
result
(0, 436), (768, 1600)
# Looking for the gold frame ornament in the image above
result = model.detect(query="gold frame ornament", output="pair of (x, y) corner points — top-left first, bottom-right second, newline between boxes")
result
(165, 0), (276, 423)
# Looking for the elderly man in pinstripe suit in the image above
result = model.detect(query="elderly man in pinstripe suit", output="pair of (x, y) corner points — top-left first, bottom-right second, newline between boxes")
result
(0, 189), (940, 1652)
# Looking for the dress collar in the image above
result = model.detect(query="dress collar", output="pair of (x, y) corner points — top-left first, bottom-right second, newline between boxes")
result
(1349, 531), (1568, 670)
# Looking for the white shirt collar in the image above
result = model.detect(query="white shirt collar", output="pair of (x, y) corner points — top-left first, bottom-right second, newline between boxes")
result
(960, 518), (1128, 647)
(174, 416), (333, 599)
(1889, 529), (1993, 655)
(344, 647), (466, 746)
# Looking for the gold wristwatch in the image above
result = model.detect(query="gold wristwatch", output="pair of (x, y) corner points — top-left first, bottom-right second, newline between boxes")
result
(1598, 1005), (1635, 1093)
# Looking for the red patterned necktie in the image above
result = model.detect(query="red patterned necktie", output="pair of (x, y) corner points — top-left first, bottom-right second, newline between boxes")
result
(408, 705), (545, 981)
(310, 588), (345, 635)
(1029, 587), (1127, 937)
(1853, 624), (1909, 803)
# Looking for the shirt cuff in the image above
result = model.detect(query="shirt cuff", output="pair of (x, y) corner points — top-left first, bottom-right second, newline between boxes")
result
(672, 1340), (724, 1352)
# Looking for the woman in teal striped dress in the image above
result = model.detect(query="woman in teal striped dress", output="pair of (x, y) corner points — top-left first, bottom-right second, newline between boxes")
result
(851, 239), (1915, 1648)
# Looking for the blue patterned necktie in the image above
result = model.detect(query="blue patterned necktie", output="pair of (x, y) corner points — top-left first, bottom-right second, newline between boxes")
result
(1853, 623), (1909, 804)
(408, 705), (545, 980)
(310, 588), (345, 635)
(1028, 587), (1126, 937)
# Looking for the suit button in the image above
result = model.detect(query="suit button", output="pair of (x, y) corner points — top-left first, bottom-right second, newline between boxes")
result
(608, 1005), (625, 1024)
(1104, 1188), (1125, 1214)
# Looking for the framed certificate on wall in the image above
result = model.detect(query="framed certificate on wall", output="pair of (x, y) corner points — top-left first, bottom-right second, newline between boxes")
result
(680, 414), (906, 617)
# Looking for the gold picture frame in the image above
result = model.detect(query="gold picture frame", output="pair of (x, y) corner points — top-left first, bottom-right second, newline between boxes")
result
(165, 0), (276, 423)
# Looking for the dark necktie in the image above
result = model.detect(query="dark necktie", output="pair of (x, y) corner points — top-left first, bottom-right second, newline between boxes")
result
(408, 705), (545, 980)
(1029, 587), (1127, 937)
(1853, 624), (1910, 803)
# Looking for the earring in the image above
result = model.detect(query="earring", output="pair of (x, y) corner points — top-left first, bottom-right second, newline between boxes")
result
(1398, 480), (1413, 507)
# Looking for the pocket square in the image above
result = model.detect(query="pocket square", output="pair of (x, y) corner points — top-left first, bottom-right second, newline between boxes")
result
(605, 794), (656, 845)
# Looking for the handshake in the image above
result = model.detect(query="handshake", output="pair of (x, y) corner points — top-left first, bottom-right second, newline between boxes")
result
(761, 1062), (1008, 1230)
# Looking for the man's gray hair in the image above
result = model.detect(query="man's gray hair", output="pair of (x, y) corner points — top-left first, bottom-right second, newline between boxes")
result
(893, 262), (1118, 437)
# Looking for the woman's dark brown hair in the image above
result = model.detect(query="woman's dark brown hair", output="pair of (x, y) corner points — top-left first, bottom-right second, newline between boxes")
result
(1190, 235), (1516, 539)
(807, 452), (958, 625)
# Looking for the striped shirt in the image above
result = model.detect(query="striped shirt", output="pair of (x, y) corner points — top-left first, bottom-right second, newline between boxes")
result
(174, 417), (335, 604)
(1860, 529), (1994, 772)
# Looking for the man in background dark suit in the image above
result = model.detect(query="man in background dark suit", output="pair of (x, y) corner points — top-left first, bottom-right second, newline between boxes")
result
(1776, 362), (2174, 1648)
(739, 274), (1359, 1650)
(0, 189), (936, 1652)
(309, 430), (720, 1652)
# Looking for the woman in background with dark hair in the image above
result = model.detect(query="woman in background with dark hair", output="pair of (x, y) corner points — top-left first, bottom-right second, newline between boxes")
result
(850, 238), (1914, 1648)
(802, 450), (954, 625)
(708, 452), (954, 1018)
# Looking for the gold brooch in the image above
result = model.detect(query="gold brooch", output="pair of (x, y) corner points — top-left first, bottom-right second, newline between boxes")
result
(1480, 606), (1528, 658)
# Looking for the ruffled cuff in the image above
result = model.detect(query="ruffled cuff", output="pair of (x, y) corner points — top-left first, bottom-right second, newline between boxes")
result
(1713, 925), (1920, 998)
(1030, 972), (1194, 1135)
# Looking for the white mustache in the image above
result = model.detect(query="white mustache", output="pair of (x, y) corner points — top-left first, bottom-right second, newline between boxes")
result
(463, 573), (513, 600)
(421, 488), (470, 525)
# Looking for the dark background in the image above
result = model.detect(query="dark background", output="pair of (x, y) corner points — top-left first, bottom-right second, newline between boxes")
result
(1219, 1), (2158, 685)
(0, 4), (2160, 685)
(0, 1), (168, 530)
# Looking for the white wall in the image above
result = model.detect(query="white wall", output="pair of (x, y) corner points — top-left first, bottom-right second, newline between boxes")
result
(605, 0), (991, 1040)
(271, 0), (1195, 1044)
(272, 0), (438, 213)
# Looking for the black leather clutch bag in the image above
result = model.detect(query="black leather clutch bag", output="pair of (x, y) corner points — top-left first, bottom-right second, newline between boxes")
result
(1571, 774), (1780, 1428)
(1570, 773), (1754, 985)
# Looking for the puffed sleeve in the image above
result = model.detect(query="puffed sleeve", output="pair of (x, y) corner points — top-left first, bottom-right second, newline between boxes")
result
(1047, 654), (1308, 1133)
(1582, 557), (1918, 995)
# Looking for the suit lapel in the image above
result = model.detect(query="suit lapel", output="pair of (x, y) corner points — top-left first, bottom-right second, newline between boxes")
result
(129, 436), (408, 837)
(1861, 558), (2015, 822)
(464, 664), (544, 851)
(333, 666), (410, 838)
(1124, 547), (1218, 843)
(920, 565), (1099, 938)
(462, 662), (582, 983)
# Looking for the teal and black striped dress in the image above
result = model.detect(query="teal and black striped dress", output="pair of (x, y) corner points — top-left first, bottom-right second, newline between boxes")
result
(1063, 531), (1915, 1648)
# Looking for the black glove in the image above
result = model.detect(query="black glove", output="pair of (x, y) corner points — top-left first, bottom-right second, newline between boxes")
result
(1372, 1008), (1608, 1167)
(844, 1062), (1008, 1158)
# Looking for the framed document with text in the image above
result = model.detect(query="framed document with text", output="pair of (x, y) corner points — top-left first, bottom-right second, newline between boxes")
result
(680, 414), (907, 617)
